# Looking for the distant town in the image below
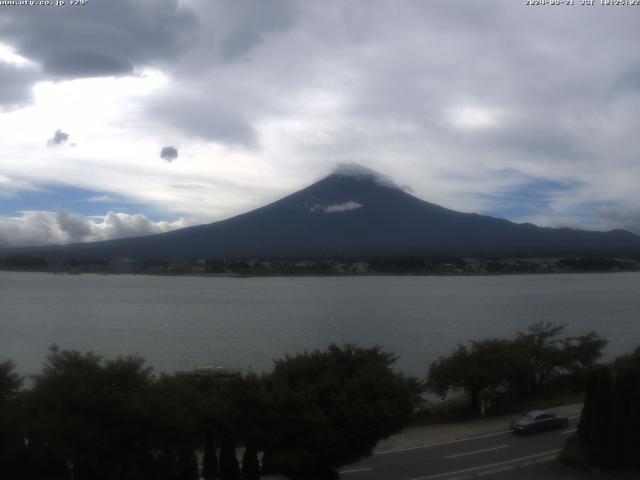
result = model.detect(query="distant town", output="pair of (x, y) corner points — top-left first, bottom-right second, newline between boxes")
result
(2, 254), (639, 276)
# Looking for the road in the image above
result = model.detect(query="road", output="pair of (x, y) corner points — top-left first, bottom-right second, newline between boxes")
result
(339, 415), (580, 480)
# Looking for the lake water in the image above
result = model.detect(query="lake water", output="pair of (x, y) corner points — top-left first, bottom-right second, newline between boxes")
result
(1, 271), (639, 377)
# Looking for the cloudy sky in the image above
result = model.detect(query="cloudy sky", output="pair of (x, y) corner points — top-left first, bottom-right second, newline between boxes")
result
(1, 0), (639, 247)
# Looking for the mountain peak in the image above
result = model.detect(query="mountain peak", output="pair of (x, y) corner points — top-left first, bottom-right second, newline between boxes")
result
(330, 162), (400, 189)
(10, 164), (640, 259)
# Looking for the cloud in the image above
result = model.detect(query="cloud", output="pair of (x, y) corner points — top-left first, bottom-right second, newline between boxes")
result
(1, 1), (640, 233)
(0, 0), (196, 109)
(323, 201), (362, 213)
(0, 210), (191, 248)
(85, 195), (117, 203)
(0, 44), (41, 108)
(0, 61), (40, 108)
(56, 209), (93, 240)
(308, 201), (363, 214)
(593, 207), (640, 235)
(47, 129), (69, 146)
(0, 175), (40, 199)
(332, 163), (404, 189)
(160, 146), (178, 162)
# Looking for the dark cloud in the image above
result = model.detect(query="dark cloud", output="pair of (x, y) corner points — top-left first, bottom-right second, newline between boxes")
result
(593, 207), (640, 235)
(160, 146), (178, 162)
(47, 129), (69, 146)
(0, 62), (41, 108)
(0, 0), (197, 81)
(150, 96), (257, 146)
(44, 51), (133, 78)
(209, 0), (299, 62)
(56, 210), (92, 240)
(142, 0), (301, 146)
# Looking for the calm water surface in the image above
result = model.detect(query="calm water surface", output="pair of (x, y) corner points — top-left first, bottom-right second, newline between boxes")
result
(1, 271), (639, 377)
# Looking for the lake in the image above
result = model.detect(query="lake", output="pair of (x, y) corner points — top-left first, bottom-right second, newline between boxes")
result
(1, 271), (639, 377)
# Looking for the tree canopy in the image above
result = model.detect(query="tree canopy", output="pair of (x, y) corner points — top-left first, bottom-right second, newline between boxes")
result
(0, 344), (421, 480)
(261, 344), (421, 478)
(573, 346), (640, 469)
(427, 323), (607, 413)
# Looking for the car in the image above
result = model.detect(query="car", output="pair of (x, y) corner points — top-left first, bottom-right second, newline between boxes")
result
(510, 410), (569, 434)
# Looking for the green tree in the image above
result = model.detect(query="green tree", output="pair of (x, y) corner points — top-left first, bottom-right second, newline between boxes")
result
(241, 444), (260, 480)
(219, 435), (241, 480)
(427, 339), (526, 413)
(0, 360), (21, 401)
(573, 346), (640, 469)
(578, 366), (614, 466)
(514, 322), (567, 393)
(428, 323), (606, 414)
(261, 344), (420, 479)
(0, 360), (26, 478)
(176, 448), (198, 480)
(146, 375), (201, 479)
(515, 323), (606, 394)
(201, 432), (218, 480)
(29, 347), (156, 480)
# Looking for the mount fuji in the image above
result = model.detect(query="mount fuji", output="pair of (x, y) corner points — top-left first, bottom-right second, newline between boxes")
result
(9, 164), (640, 259)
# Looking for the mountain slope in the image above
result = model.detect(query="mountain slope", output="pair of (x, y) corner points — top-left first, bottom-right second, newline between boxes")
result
(8, 166), (640, 259)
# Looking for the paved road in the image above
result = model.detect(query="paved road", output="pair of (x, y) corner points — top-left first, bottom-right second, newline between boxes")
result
(339, 415), (580, 480)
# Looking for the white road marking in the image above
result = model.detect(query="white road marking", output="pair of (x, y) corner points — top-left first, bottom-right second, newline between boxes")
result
(444, 444), (509, 459)
(340, 467), (373, 474)
(477, 465), (513, 476)
(404, 448), (562, 480)
(375, 430), (512, 455)
(535, 455), (558, 463)
(562, 428), (577, 435)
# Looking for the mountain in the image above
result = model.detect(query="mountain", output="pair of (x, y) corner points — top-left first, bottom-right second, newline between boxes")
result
(8, 165), (640, 259)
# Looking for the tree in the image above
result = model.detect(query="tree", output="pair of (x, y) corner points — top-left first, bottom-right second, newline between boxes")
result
(427, 339), (526, 413)
(260, 344), (420, 479)
(572, 346), (640, 469)
(176, 448), (198, 480)
(219, 435), (241, 480)
(578, 366), (614, 466)
(201, 431), (218, 480)
(0, 360), (21, 402)
(146, 375), (201, 479)
(428, 323), (607, 414)
(0, 360), (26, 478)
(241, 444), (260, 480)
(28, 347), (156, 480)
(514, 322), (567, 393)
(515, 323), (606, 394)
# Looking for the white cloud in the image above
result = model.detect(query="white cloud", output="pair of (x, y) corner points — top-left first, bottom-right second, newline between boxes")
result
(0, 210), (191, 248)
(333, 163), (400, 189)
(85, 195), (118, 203)
(323, 202), (363, 213)
(448, 106), (499, 130)
(308, 201), (363, 214)
(0, 43), (37, 68)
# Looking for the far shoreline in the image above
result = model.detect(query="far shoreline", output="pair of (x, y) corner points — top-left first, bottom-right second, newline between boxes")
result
(2, 268), (640, 279)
